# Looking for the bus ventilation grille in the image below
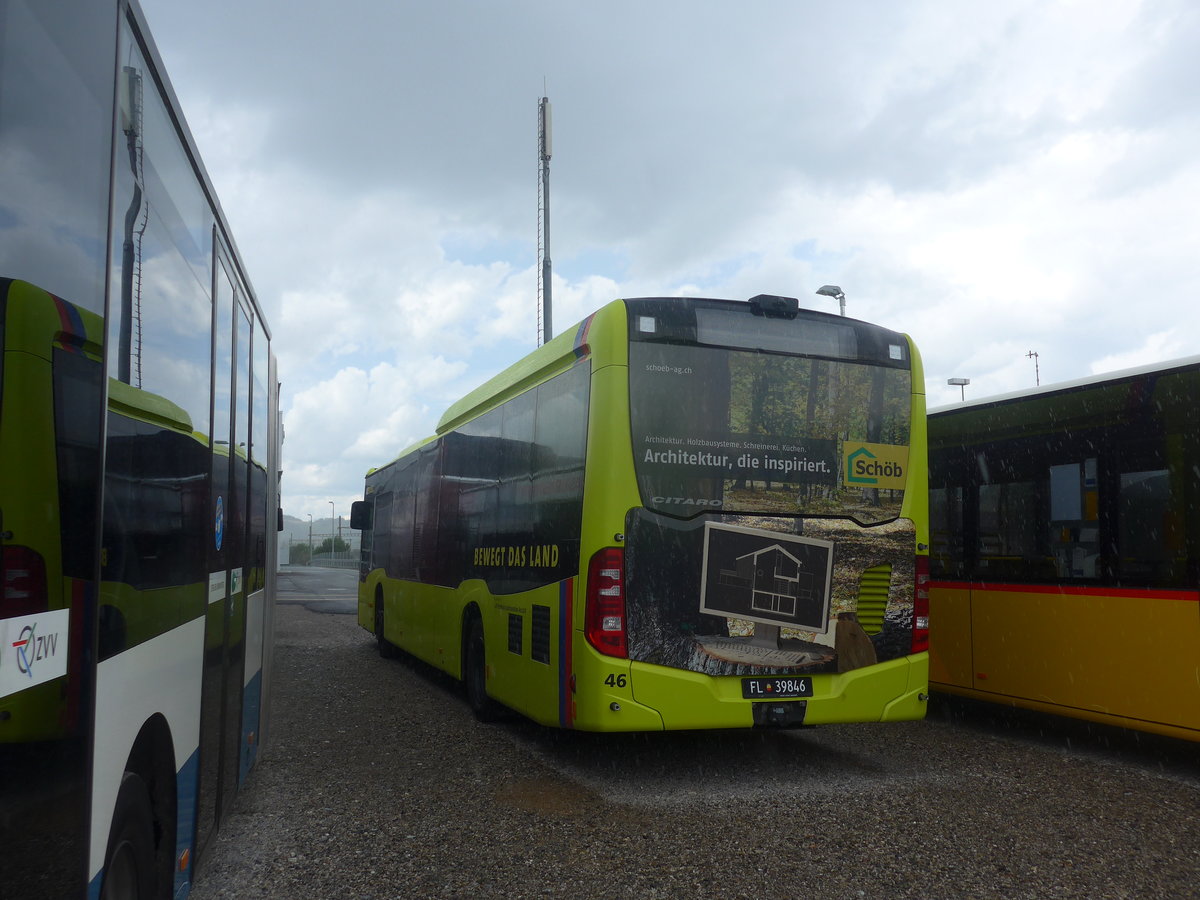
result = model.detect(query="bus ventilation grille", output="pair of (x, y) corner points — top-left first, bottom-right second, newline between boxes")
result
(856, 565), (892, 635)
(508, 614), (523, 655)
(531, 605), (551, 664)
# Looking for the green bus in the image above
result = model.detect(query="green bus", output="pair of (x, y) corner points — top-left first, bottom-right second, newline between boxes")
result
(352, 295), (929, 731)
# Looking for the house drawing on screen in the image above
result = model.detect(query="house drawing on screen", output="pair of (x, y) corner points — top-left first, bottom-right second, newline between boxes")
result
(717, 545), (814, 617)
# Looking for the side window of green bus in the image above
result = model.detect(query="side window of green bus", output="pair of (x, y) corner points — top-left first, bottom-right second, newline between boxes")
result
(532, 363), (589, 538)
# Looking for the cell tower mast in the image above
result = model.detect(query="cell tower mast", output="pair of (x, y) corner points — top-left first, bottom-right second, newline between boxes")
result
(537, 95), (552, 345)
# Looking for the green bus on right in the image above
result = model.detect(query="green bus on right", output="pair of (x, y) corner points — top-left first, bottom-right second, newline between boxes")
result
(928, 356), (1200, 742)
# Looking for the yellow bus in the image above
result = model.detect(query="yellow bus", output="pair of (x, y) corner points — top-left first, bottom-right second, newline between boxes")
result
(1, 2), (280, 896)
(352, 294), (929, 731)
(928, 358), (1200, 742)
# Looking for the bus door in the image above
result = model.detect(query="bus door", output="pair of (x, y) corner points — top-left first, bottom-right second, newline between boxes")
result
(196, 249), (251, 854)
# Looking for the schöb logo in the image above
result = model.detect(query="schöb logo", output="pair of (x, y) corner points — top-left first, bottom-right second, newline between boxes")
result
(843, 442), (909, 490)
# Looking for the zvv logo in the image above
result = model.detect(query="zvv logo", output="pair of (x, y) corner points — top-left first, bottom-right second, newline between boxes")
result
(12, 622), (58, 678)
(1, 610), (69, 699)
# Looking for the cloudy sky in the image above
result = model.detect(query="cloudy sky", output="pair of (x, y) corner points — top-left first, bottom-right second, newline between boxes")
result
(139, 0), (1200, 521)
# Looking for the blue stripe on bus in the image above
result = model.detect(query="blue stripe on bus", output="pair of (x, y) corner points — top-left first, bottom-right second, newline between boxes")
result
(52, 292), (88, 350)
(557, 580), (574, 728)
(174, 748), (200, 898)
(572, 314), (594, 358)
(239, 668), (263, 785)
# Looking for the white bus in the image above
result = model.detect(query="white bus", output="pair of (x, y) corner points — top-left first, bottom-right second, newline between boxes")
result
(0, 1), (281, 896)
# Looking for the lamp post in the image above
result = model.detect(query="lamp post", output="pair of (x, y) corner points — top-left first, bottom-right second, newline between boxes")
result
(307, 514), (313, 566)
(948, 377), (970, 401)
(1026, 350), (1040, 386)
(816, 285), (846, 317)
(328, 501), (335, 550)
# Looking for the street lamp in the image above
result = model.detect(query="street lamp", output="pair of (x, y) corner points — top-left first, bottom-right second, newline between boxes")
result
(329, 501), (335, 543)
(307, 514), (313, 566)
(948, 377), (970, 401)
(816, 285), (846, 317)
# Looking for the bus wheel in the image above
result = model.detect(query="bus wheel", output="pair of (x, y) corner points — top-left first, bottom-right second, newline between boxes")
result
(101, 773), (156, 900)
(375, 590), (398, 659)
(465, 616), (503, 722)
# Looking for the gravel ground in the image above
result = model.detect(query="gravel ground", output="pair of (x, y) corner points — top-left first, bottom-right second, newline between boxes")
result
(190, 599), (1200, 900)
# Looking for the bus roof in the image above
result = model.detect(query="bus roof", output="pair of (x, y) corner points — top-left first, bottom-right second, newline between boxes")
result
(929, 353), (1200, 417)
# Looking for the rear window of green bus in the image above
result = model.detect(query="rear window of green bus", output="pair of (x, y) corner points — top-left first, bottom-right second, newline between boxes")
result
(626, 299), (913, 525)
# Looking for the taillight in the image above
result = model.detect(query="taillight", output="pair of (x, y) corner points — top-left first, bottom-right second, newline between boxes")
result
(585, 547), (627, 658)
(911, 554), (930, 654)
(3, 545), (48, 616)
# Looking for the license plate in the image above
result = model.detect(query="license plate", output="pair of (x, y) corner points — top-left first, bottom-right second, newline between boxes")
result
(741, 676), (812, 699)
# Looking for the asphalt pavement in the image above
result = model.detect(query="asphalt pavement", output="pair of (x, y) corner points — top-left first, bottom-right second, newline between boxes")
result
(276, 565), (358, 615)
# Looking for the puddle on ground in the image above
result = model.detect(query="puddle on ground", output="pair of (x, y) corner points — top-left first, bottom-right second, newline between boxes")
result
(495, 775), (604, 816)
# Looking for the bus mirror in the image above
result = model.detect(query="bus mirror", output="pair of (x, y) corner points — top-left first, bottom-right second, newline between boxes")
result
(349, 500), (371, 531)
(277, 508), (284, 532)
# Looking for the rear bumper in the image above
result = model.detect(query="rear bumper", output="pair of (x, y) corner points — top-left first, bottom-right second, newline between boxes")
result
(621, 652), (929, 730)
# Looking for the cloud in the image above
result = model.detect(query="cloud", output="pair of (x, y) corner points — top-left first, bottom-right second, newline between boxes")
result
(1090, 331), (1191, 375)
(137, 0), (1200, 514)
(283, 355), (467, 511)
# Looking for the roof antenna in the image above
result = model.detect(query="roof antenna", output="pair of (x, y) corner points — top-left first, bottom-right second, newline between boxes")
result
(537, 90), (553, 345)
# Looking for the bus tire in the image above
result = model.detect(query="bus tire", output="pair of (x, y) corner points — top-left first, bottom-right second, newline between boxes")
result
(101, 772), (156, 900)
(464, 616), (503, 722)
(375, 589), (399, 659)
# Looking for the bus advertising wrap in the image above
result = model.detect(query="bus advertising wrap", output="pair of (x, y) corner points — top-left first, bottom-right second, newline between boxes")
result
(624, 334), (918, 678)
(629, 340), (912, 525)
